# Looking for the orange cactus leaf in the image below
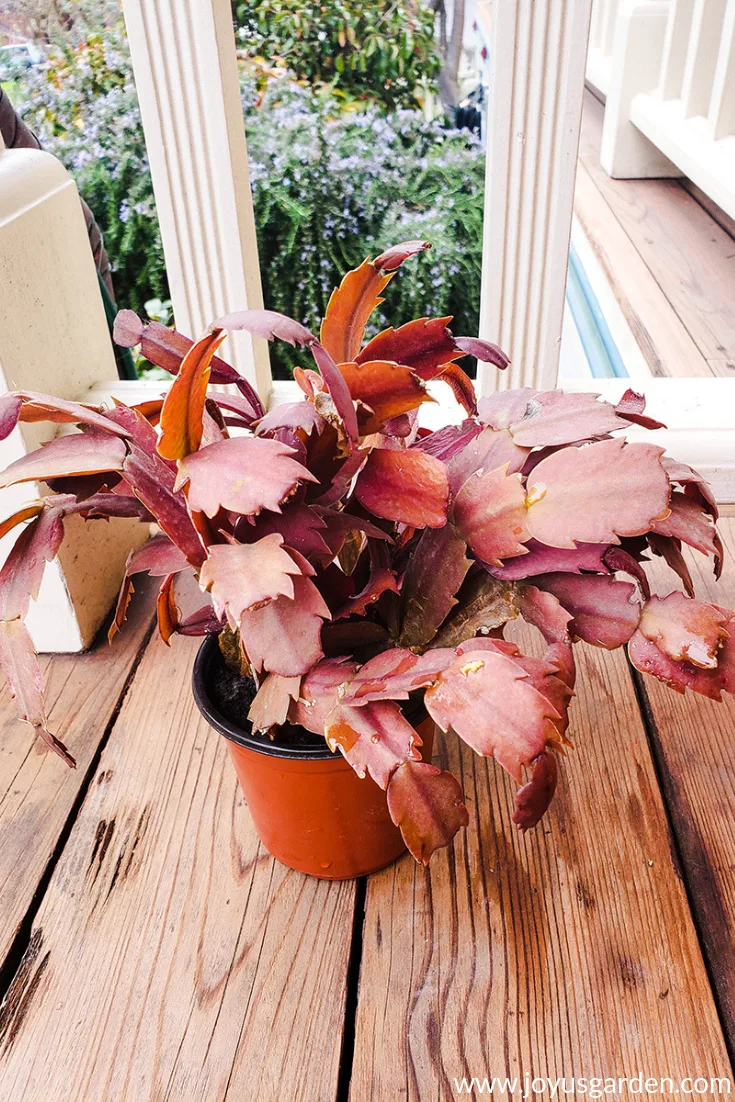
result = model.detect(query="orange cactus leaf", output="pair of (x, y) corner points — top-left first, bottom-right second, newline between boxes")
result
(156, 573), (180, 645)
(157, 330), (227, 461)
(320, 259), (393, 364)
(338, 360), (432, 435)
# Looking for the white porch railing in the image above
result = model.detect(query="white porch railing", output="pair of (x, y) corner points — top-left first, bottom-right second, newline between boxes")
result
(591, 0), (735, 220)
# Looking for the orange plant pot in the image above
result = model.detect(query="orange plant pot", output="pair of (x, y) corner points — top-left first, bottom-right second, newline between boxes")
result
(193, 638), (434, 880)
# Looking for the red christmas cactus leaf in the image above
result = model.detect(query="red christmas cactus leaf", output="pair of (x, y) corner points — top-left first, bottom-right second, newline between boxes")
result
(324, 699), (422, 788)
(289, 657), (360, 733)
(5, 391), (131, 437)
(372, 240), (432, 271)
(425, 648), (562, 783)
(0, 508), (65, 621)
(333, 566), (399, 621)
(430, 361), (477, 415)
(628, 606), (735, 700)
(175, 436), (316, 518)
(514, 584), (573, 644)
(387, 760), (469, 863)
(647, 533), (695, 597)
(452, 337), (510, 369)
(321, 259), (393, 364)
(0, 502), (45, 542)
(248, 673), (302, 733)
(526, 439), (671, 549)
(602, 546), (651, 600)
(255, 401), (323, 438)
(485, 539), (609, 581)
(308, 341), (360, 444)
(399, 525), (472, 647)
(239, 565), (331, 676)
(199, 535), (303, 628)
(0, 619), (75, 767)
(0, 433), (126, 488)
(338, 360), (432, 435)
(342, 647), (456, 705)
(356, 316), (458, 374)
(662, 457), (718, 520)
(124, 534), (189, 579)
(412, 418), (483, 462)
(122, 445), (205, 567)
(431, 571), (519, 649)
(240, 503), (332, 561)
(447, 427), (529, 495)
(0, 394), (23, 440)
(156, 574), (180, 645)
(505, 389), (630, 448)
(157, 330), (227, 460)
(651, 491), (719, 558)
(453, 464), (530, 566)
(532, 572), (641, 648)
(638, 592), (729, 669)
(512, 751), (558, 831)
(108, 575), (134, 644)
(354, 447), (449, 529)
(477, 388), (539, 430)
(614, 388), (666, 430)
(177, 607), (221, 636)
(215, 308), (315, 347)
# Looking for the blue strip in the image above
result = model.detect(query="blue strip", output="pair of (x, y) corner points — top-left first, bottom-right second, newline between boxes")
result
(566, 242), (628, 378)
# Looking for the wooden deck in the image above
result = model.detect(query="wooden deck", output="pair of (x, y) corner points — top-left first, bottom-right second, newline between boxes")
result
(0, 523), (732, 1100)
(575, 90), (735, 379)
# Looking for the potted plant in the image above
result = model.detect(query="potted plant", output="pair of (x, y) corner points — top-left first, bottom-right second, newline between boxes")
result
(0, 240), (731, 879)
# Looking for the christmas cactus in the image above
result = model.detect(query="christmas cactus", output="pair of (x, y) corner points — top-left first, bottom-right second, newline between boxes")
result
(0, 240), (730, 862)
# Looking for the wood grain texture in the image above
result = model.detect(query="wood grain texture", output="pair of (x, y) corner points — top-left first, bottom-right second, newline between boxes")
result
(0, 632), (354, 1102)
(0, 578), (155, 967)
(635, 516), (735, 1045)
(578, 92), (735, 371)
(351, 636), (732, 1098)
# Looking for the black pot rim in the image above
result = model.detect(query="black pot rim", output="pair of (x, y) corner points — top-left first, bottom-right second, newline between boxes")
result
(192, 635), (335, 759)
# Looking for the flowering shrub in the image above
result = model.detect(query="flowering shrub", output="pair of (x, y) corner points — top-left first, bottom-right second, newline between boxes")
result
(0, 243), (731, 864)
(17, 23), (483, 371)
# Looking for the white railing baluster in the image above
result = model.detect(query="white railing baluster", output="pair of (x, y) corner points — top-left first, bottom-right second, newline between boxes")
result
(659, 0), (694, 99)
(708, 0), (735, 138)
(680, 0), (727, 118)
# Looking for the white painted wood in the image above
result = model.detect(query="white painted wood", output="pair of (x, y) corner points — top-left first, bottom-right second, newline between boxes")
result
(587, 0), (623, 96)
(0, 146), (148, 652)
(659, 0), (695, 99)
(477, 0), (593, 396)
(680, 0), (727, 118)
(123, 0), (272, 401)
(708, 0), (735, 139)
(600, 1), (681, 178)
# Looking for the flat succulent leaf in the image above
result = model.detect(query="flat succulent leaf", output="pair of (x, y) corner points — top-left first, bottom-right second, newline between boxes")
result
(652, 491), (719, 558)
(289, 657), (360, 733)
(431, 571), (518, 648)
(0, 503), (45, 541)
(0, 508), (65, 621)
(5, 391), (131, 438)
(526, 438), (670, 549)
(412, 419), (483, 462)
(156, 574), (180, 645)
(485, 539), (609, 581)
(354, 447), (449, 529)
(255, 401), (323, 438)
(477, 388), (539, 430)
(430, 362), (478, 415)
(425, 648), (561, 783)
(157, 331), (227, 460)
(512, 751), (558, 831)
(239, 565), (330, 676)
(532, 572), (641, 648)
(372, 240), (432, 271)
(123, 445), (205, 566)
(321, 259), (393, 364)
(647, 533), (695, 597)
(514, 583), (573, 645)
(614, 388), (665, 430)
(309, 341), (360, 443)
(0, 433), (126, 488)
(453, 464), (530, 566)
(175, 436), (316, 518)
(126, 534), (189, 578)
(199, 535), (302, 628)
(505, 390), (631, 447)
(342, 647), (456, 705)
(662, 457), (718, 520)
(387, 760), (469, 863)
(240, 503), (331, 561)
(356, 316), (458, 374)
(453, 337), (510, 369)
(447, 427), (529, 495)
(338, 360), (432, 435)
(399, 525), (472, 647)
(215, 308), (316, 348)
(324, 699), (422, 788)
(638, 592), (729, 669)
(628, 606), (735, 700)
(602, 546), (651, 599)
(248, 673), (302, 733)
(0, 619), (75, 767)
(177, 606), (222, 636)
(333, 567), (399, 621)
(0, 394), (23, 440)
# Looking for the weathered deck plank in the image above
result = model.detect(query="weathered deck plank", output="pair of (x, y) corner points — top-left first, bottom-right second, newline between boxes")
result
(635, 517), (735, 1045)
(0, 633), (355, 1102)
(0, 579), (155, 969)
(350, 638), (732, 1099)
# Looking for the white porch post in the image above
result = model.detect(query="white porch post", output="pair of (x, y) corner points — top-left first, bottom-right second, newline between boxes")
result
(123, 0), (272, 401)
(477, 0), (593, 395)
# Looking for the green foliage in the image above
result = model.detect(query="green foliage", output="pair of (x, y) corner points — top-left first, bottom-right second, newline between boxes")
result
(234, 0), (440, 109)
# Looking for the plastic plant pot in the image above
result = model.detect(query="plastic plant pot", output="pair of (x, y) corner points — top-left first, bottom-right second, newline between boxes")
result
(192, 636), (434, 880)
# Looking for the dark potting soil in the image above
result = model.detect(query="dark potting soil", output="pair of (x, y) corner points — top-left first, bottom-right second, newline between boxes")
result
(208, 649), (325, 750)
